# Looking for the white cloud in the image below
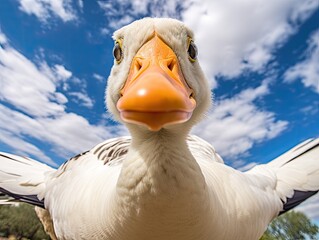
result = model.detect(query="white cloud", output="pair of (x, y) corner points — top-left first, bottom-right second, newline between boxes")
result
(18, 0), (77, 23)
(98, 0), (185, 29)
(192, 81), (288, 160)
(284, 30), (319, 93)
(0, 32), (7, 45)
(69, 92), (94, 108)
(290, 0), (319, 22)
(100, 27), (110, 36)
(300, 104), (319, 116)
(78, 0), (84, 10)
(0, 127), (56, 166)
(182, 0), (319, 86)
(93, 73), (104, 82)
(231, 159), (258, 171)
(18, 0), (48, 21)
(37, 62), (93, 109)
(63, 76), (95, 108)
(108, 15), (135, 30)
(98, 0), (318, 88)
(0, 32), (125, 165)
(0, 43), (66, 117)
(0, 103), (123, 162)
(40, 62), (73, 84)
(54, 64), (72, 81)
(237, 162), (258, 172)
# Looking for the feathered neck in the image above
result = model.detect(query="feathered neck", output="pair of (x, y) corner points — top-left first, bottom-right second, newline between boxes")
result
(116, 127), (208, 206)
(105, 127), (213, 239)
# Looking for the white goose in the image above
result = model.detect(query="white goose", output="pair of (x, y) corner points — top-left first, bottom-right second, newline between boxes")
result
(0, 18), (319, 240)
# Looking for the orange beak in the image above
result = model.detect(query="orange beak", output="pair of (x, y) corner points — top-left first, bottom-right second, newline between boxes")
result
(116, 34), (196, 131)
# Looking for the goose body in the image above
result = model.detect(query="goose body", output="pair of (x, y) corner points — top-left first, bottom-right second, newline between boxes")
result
(0, 18), (318, 240)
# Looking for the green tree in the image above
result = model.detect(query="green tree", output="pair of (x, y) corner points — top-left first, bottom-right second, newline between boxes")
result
(260, 211), (319, 240)
(0, 203), (50, 240)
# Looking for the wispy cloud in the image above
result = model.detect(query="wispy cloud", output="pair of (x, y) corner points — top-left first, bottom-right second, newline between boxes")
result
(0, 126), (57, 166)
(0, 32), (124, 165)
(300, 104), (319, 116)
(18, 0), (77, 23)
(0, 103), (122, 162)
(77, 0), (84, 10)
(0, 32), (7, 44)
(97, 0), (186, 29)
(237, 161), (258, 172)
(54, 64), (72, 81)
(69, 92), (94, 108)
(93, 73), (105, 82)
(0, 42), (66, 117)
(192, 81), (288, 160)
(284, 30), (319, 93)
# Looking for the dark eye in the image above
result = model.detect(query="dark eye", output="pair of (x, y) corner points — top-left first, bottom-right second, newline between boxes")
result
(113, 41), (123, 63)
(187, 39), (198, 62)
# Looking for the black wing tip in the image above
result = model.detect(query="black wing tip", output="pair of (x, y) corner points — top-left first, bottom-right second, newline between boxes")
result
(279, 190), (318, 215)
(0, 187), (45, 208)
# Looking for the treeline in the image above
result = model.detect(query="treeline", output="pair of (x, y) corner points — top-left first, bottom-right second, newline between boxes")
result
(0, 203), (318, 239)
(0, 204), (49, 240)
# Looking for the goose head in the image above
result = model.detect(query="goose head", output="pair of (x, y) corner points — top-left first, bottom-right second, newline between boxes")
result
(106, 18), (211, 135)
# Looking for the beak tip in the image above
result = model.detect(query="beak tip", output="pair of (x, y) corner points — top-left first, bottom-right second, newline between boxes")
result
(118, 111), (194, 131)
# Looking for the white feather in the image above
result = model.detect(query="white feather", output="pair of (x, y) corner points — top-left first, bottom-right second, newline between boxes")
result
(0, 153), (53, 197)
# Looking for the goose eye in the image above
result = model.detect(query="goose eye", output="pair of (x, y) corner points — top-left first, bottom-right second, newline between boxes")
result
(113, 41), (123, 63)
(187, 39), (198, 62)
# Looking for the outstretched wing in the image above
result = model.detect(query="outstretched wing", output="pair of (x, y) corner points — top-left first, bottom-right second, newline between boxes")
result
(0, 153), (54, 207)
(248, 138), (319, 216)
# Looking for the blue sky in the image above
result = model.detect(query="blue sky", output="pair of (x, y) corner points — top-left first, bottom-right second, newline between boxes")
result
(0, 0), (318, 222)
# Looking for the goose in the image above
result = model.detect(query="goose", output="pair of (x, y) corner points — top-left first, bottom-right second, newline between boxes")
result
(0, 17), (318, 240)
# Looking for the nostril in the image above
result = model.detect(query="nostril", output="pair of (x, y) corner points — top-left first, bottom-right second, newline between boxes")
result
(167, 59), (175, 71)
(135, 58), (143, 71)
